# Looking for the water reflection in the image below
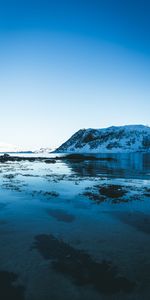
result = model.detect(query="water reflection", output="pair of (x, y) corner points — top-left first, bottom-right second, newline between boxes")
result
(64, 153), (150, 179)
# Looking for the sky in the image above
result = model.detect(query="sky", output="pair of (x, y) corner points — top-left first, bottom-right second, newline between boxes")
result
(0, 0), (150, 149)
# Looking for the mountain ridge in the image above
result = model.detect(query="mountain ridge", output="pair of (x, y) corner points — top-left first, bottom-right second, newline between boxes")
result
(55, 125), (150, 153)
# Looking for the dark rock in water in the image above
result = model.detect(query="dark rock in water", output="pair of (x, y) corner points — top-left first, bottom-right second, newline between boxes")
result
(61, 154), (114, 161)
(0, 271), (25, 300)
(0, 153), (114, 164)
(143, 187), (150, 197)
(33, 234), (135, 294)
(32, 190), (59, 199)
(113, 211), (150, 234)
(43, 191), (59, 198)
(3, 153), (10, 158)
(0, 154), (55, 163)
(65, 154), (87, 160)
(0, 154), (11, 162)
(98, 184), (127, 198)
(44, 159), (56, 164)
(47, 208), (75, 223)
(83, 191), (106, 203)
(83, 184), (128, 204)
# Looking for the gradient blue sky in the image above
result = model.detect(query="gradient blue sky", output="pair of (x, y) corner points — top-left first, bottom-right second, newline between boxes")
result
(0, 0), (150, 149)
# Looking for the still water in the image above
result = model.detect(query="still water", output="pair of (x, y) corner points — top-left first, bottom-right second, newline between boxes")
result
(0, 153), (150, 300)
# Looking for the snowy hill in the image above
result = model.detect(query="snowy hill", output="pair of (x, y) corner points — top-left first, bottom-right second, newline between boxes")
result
(55, 125), (150, 153)
(0, 143), (53, 154)
(34, 147), (52, 154)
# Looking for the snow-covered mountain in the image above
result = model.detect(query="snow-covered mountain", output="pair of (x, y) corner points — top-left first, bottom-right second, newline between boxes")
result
(34, 147), (52, 154)
(55, 125), (150, 153)
(0, 143), (53, 154)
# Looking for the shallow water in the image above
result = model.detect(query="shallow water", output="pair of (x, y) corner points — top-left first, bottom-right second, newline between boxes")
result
(0, 153), (150, 300)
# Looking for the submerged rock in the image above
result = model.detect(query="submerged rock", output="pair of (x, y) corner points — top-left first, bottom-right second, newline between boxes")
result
(0, 271), (25, 300)
(33, 234), (135, 294)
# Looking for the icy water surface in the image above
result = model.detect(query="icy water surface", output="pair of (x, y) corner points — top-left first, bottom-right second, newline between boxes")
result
(0, 153), (150, 300)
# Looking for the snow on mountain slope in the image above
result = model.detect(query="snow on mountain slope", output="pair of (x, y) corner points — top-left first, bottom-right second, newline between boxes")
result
(55, 125), (150, 153)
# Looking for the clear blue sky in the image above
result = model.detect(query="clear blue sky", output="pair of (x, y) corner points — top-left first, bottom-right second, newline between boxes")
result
(0, 0), (149, 149)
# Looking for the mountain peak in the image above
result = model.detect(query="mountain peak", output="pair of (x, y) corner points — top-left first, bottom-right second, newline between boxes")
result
(55, 125), (150, 153)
